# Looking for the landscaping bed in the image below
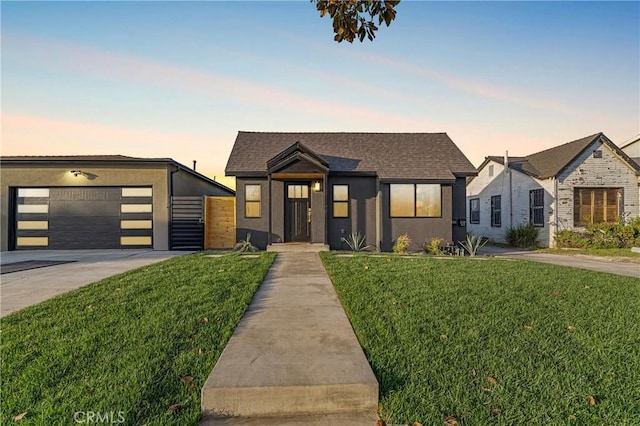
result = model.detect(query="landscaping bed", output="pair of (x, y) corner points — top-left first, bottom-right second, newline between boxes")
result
(1, 252), (276, 425)
(320, 252), (640, 425)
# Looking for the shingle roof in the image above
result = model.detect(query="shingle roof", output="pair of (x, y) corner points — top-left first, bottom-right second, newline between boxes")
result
(225, 132), (477, 180)
(482, 133), (639, 179)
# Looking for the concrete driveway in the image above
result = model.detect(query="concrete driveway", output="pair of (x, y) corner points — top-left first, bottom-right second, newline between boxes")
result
(0, 250), (191, 317)
(479, 246), (640, 278)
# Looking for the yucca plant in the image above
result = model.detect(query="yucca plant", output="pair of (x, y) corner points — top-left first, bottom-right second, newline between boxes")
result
(459, 234), (487, 256)
(341, 231), (372, 252)
(233, 233), (259, 252)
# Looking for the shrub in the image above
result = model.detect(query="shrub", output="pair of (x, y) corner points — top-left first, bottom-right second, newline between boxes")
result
(555, 230), (591, 248)
(422, 237), (445, 255)
(341, 232), (372, 252)
(393, 234), (411, 253)
(459, 234), (488, 256)
(505, 223), (540, 248)
(233, 233), (259, 252)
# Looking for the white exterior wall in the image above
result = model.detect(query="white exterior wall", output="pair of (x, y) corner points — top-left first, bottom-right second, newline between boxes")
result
(467, 160), (555, 246)
(556, 140), (640, 231)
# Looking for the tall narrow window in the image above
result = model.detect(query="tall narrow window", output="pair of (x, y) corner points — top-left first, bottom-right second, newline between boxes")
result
(245, 184), (261, 218)
(491, 195), (501, 227)
(529, 189), (544, 227)
(488, 165), (494, 177)
(469, 198), (480, 224)
(390, 184), (441, 218)
(333, 185), (349, 218)
(574, 188), (621, 226)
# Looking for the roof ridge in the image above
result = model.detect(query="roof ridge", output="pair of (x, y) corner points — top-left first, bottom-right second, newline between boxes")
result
(237, 131), (449, 135)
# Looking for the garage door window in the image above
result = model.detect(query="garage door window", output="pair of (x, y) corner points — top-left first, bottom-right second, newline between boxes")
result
(121, 204), (152, 213)
(122, 187), (153, 197)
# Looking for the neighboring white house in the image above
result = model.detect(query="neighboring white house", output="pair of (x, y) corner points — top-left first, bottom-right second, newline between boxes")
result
(467, 133), (640, 247)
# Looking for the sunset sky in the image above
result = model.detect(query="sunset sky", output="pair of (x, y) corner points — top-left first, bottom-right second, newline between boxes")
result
(2, 1), (639, 188)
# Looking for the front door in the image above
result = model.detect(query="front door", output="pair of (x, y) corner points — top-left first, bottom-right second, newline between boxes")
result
(285, 183), (310, 242)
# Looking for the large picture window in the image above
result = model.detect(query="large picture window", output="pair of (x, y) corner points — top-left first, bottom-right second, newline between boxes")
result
(245, 184), (261, 218)
(469, 198), (480, 224)
(574, 188), (621, 226)
(333, 185), (349, 218)
(390, 184), (441, 218)
(529, 189), (544, 227)
(491, 195), (501, 227)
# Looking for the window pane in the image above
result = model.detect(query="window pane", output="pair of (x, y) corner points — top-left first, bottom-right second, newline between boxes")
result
(122, 187), (152, 197)
(18, 188), (50, 197)
(333, 202), (348, 218)
(17, 220), (48, 230)
(333, 185), (348, 201)
(120, 236), (152, 246)
(17, 237), (48, 246)
(121, 220), (153, 229)
(18, 204), (49, 214)
(288, 185), (295, 198)
(301, 185), (308, 198)
(246, 201), (261, 218)
(416, 184), (441, 217)
(390, 184), (415, 217)
(121, 204), (152, 213)
(246, 185), (261, 201)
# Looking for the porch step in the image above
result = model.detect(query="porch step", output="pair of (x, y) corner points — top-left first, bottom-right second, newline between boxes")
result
(201, 411), (378, 425)
(200, 252), (378, 421)
(266, 243), (329, 252)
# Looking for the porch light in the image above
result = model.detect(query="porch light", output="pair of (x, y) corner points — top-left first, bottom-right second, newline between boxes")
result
(313, 180), (322, 192)
(70, 170), (88, 177)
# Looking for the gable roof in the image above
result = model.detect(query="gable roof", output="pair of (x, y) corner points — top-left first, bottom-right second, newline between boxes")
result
(1, 155), (235, 194)
(479, 133), (640, 179)
(226, 132), (477, 181)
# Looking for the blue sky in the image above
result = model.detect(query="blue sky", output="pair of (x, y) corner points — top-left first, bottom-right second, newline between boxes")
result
(2, 1), (638, 186)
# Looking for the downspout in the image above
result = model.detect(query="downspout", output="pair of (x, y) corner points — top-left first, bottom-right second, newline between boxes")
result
(554, 177), (559, 247)
(323, 173), (328, 245)
(505, 151), (512, 228)
(169, 164), (181, 250)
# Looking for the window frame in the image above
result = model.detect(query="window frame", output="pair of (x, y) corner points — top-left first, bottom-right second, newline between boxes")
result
(573, 187), (621, 226)
(491, 195), (501, 227)
(389, 183), (442, 218)
(244, 184), (262, 218)
(529, 189), (545, 227)
(469, 198), (480, 224)
(332, 184), (349, 218)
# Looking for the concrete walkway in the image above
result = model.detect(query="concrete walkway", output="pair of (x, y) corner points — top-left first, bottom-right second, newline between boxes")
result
(479, 246), (640, 278)
(1, 250), (189, 317)
(201, 252), (378, 425)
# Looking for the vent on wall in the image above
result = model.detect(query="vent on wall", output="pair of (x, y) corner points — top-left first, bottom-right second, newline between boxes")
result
(593, 150), (603, 158)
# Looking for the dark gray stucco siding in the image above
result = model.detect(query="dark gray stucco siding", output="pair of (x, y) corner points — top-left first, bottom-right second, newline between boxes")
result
(235, 178), (269, 249)
(451, 177), (468, 243)
(380, 183), (453, 251)
(327, 176), (377, 250)
(172, 169), (234, 197)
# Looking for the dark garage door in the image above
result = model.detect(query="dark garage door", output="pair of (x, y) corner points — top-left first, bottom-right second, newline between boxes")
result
(14, 187), (153, 250)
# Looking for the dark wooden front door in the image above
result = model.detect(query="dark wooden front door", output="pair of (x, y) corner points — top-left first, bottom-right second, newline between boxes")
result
(285, 183), (310, 242)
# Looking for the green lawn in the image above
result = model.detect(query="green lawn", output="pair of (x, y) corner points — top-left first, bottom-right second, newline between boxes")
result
(321, 253), (640, 425)
(1, 252), (276, 425)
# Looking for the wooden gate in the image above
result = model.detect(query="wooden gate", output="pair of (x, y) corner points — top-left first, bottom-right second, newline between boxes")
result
(204, 196), (236, 249)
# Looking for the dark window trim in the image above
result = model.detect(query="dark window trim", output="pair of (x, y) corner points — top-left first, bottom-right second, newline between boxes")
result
(245, 184), (261, 218)
(529, 189), (544, 227)
(332, 184), (349, 218)
(491, 195), (501, 227)
(389, 183), (443, 218)
(469, 198), (480, 224)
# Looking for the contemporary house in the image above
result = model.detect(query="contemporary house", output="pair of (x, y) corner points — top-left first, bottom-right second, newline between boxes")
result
(0, 156), (234, 251)
(620, 134), (640, 166)
(467, 133), (640, 247)
(225, 132), (477, 251)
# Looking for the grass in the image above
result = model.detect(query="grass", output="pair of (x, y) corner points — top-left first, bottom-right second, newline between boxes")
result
(538, 247), (640, 262)
(320, 252), (640, 425)
(1, 252), (276, 425)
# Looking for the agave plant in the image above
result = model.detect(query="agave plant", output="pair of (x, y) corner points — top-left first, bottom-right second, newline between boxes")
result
(341, 231), (372, 252)
(459, 234), (488, 256)
(233, 233), (259, 253)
